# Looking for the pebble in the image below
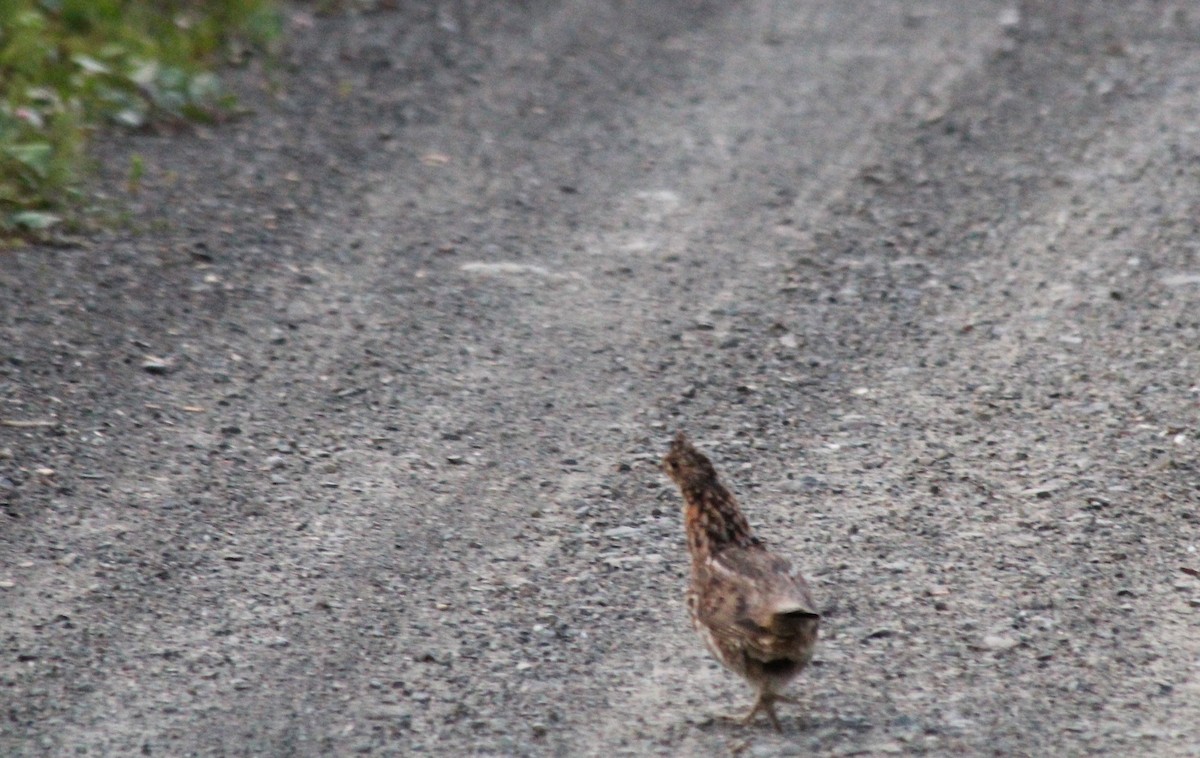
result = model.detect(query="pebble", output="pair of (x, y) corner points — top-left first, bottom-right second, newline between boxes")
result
(1006, 534), (1041, 548)
(1161, 273), (1200, 287)
(1020, 480), (1065, 498)
(366, 705), (411, 721)
(981, 634), (1019, 652)
(140, 356), (173, 375)
(602, 526), (640, 538)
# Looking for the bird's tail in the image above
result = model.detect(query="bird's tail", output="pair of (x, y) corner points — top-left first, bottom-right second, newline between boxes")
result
(767, 603), (820, 636)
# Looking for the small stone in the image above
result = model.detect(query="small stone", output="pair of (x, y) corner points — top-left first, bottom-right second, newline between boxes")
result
(602, 526), (639, 538)
(141, 356), (173, 375)
(864, 741), (904, 754)
(1161, 273), (1200, 287)
(1005, 534), (1041, 548)
(981, 634), (1019, 652)
(1020, 480), (1065, 498)
(366, 705), (411, 721)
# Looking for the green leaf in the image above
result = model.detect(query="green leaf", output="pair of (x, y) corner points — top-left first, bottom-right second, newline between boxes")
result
(245, 7), (283, 46)
(188, 72), (221, 102)
(72, 54), (111, 75)
(5, 143), (54, 178)
(24, 87), (60, 106)
(112, 108), (146, 128)
(10, 211), (62, 230)
(129, 60), (159, 87)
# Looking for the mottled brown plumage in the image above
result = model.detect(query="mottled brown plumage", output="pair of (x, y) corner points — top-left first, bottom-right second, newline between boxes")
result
(662, 431), (819, 730)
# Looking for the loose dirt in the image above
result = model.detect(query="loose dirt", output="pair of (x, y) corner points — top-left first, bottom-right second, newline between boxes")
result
(3, 2), (1199, 755)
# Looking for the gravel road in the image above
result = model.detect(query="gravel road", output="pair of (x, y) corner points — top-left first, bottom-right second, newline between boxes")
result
(3, 1), (1199, 755)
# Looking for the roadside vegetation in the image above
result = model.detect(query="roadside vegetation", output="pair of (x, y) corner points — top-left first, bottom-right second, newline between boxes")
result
(0, 0), (281, 236)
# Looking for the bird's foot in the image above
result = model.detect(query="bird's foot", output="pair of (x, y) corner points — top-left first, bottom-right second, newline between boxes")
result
(741, 694), (784, 732)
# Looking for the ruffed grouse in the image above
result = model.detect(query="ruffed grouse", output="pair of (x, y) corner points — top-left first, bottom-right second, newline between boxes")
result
(662, 431), (820, 730)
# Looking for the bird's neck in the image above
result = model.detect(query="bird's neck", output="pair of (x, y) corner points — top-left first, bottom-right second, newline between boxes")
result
(682, 479), (758, 559)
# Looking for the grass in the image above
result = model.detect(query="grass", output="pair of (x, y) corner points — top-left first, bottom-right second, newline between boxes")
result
(0, 0), (282, 236)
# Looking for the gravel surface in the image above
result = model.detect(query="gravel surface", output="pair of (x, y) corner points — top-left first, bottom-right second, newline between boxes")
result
(3, 1), (1200, 755)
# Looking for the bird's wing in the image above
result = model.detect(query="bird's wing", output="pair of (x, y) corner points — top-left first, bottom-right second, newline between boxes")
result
(709, 546), (819, 617)
(695, 546), (819, 660)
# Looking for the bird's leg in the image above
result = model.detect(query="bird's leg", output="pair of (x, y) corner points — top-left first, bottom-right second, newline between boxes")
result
(741, 691), (783, 732)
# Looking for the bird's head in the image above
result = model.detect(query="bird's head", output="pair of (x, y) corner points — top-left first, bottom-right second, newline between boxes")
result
(661, 431), (717, 488)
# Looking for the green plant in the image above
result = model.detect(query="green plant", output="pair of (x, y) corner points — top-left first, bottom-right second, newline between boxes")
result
(0, 0), (282, 236)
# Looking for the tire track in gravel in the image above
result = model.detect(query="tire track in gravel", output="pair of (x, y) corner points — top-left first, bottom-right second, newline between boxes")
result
(754, 5), (1200, 755)
(326, 2), (1009, 755)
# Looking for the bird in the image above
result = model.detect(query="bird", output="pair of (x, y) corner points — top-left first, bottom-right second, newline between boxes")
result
(661, 431), (820, 731)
